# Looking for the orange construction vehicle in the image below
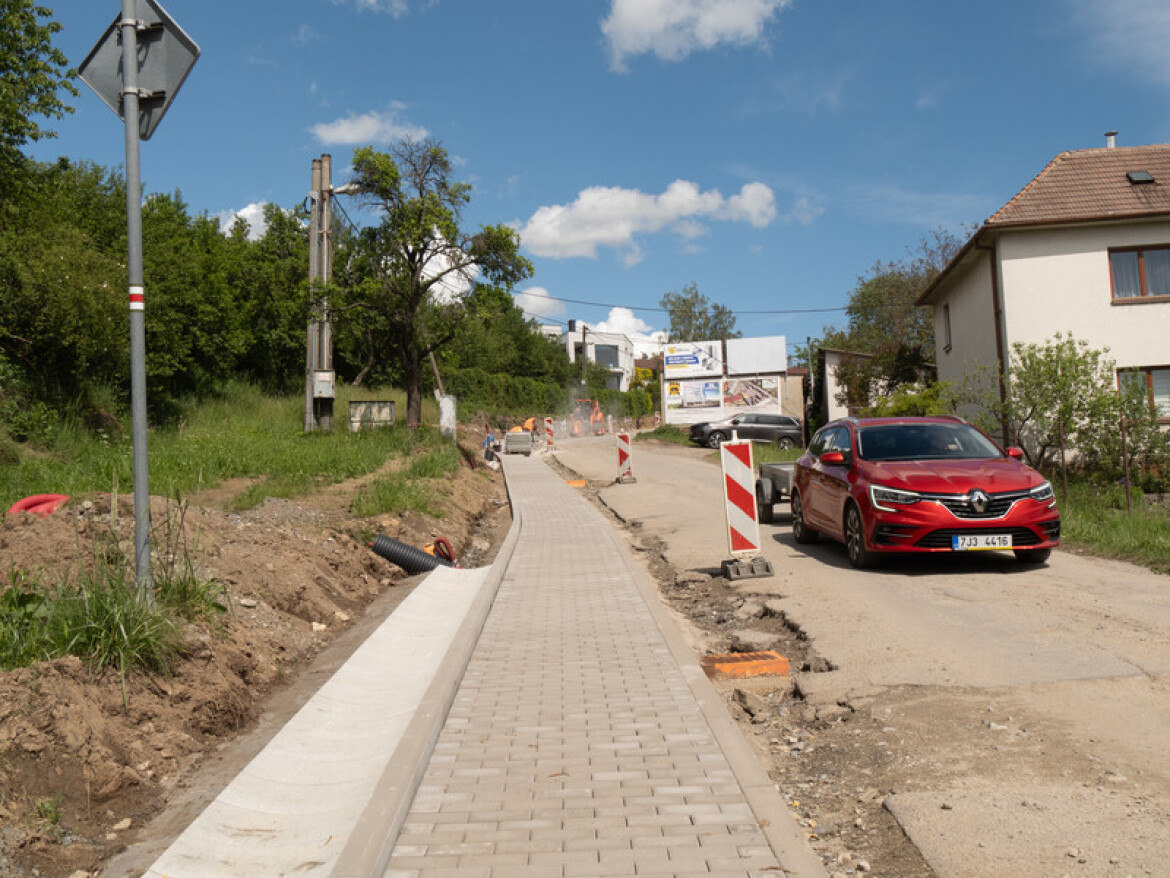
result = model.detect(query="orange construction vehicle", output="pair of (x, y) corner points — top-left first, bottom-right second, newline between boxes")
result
(569, 399), (607, 437)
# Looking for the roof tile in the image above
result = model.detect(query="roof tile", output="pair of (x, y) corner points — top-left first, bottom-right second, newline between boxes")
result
(989, 144), (1170, 226)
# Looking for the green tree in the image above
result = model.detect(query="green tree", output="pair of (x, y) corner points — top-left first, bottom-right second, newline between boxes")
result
(439, 285), (572, 389)
(0, 1), (76, 178)
(807, 228), (963, 413)
(0, 159), (126, 407)
(993, 333), (1124, 471)
(346, 140), (532, 426)
(659, 282), (739, 342)
(232, 205), (311, 394)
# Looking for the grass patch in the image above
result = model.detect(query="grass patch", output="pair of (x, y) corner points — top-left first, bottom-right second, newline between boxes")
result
(1059, 482), (1170, 574)
(349, 473), (437, 518)
(635, 425), (690, 444)
(754, 443), (804, 465)
(0, 383), (446, 511)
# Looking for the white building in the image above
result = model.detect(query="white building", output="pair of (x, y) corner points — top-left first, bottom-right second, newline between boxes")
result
(919, 137), (1170, 430)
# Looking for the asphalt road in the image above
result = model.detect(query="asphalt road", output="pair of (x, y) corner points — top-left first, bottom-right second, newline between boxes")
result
(551, 434), (1170, 878)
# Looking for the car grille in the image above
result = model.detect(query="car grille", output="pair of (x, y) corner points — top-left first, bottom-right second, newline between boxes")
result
(915, 526), (1042, 549)
(922, 488), (1032, 520)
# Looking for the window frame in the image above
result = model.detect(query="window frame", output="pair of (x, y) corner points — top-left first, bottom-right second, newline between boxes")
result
(1108, 245), (1170, 302)
(1120, 366), (1170, 423)
(942, 302), (952, 353)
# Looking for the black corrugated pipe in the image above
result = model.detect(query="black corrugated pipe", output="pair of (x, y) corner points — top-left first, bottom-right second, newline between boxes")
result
(370, 534), (453, 574)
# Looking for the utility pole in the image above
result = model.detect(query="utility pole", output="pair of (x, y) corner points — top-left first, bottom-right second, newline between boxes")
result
(305, 155), (335, 431)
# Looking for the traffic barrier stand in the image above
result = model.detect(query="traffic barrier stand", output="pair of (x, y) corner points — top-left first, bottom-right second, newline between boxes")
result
(719, 439), (773, 580)
(616, 432), (636, 483)
(545, 417), (555, 449)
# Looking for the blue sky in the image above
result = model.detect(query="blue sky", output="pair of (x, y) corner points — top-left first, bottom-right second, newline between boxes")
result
(30, 0), (1170, 359)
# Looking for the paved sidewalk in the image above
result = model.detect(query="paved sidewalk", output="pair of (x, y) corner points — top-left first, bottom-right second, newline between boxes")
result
(381, 454), (824, 878)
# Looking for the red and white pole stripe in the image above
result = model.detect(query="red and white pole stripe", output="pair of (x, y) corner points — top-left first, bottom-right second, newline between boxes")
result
(128, 285), (144, 312)
(616, 432), (634, 482)
(720, 440), (760, 556)
(545, 417), (555, 448)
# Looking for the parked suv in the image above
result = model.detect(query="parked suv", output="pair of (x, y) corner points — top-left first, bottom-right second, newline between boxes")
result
(689, 413), (803, 449)
(791, 416), (1060, 568)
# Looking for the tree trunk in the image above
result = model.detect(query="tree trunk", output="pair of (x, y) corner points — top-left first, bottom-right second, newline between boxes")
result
(405, 351), (424, 427)
(351, 331), (375, 387)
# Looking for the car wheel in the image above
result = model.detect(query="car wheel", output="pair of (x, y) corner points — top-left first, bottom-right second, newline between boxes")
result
(844, 503), (875, 569)
(776, 436), (796, 450)
(706, 432), (726, 449)
(756, 479), (774, 524)
(1013, 547), (1051, 564)
(791, 489), (818, 544)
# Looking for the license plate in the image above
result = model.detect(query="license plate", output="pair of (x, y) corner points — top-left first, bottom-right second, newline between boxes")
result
(952, 533), (1012, 551)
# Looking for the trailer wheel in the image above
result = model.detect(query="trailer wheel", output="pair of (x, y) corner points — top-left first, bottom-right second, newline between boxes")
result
(755, 478), (774, 524)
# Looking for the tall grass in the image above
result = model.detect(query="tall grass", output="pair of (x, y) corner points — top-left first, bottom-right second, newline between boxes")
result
(1059, 482), (1170, 573)
(0, 383), (466, 676)
(0, 382), (446, 511)
(349, 443), (463, 518)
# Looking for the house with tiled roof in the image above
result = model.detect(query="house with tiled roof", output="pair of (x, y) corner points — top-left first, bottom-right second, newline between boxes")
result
(918, 135), (1170, 432)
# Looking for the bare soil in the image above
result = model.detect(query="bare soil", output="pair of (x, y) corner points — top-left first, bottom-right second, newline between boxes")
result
(0, 438), (510, 878)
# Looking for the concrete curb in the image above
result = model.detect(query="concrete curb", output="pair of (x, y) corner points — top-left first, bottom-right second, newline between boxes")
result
(602, 491), (829, 877)
(329, 500), (523, 877)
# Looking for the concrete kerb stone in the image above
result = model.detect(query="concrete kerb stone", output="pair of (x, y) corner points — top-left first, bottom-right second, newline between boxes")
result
(328, 494), (523, 878)
(605, 500), (829, 878)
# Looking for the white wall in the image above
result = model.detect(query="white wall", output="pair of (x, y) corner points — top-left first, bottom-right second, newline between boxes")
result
(932, 248), (1001, 393)
(997, 223), (1170, 370)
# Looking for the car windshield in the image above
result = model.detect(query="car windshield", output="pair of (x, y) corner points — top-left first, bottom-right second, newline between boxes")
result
(857, 423), (1004, 462)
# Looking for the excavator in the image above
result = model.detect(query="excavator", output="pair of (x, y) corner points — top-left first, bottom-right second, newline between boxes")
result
(569, 399), (606, 437)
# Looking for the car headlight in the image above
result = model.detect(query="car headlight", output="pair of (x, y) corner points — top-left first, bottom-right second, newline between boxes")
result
(1029, 481), (1055, 503)
(869, 484), (921, 512)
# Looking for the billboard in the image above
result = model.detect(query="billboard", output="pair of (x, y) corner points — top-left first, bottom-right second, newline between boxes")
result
(662, 341), (723, 379)
(726, 335), (787, 375)
(663, 375), (782, 426)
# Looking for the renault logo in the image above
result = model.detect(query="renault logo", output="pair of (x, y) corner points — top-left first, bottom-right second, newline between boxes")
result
(968, 489), (989, 514)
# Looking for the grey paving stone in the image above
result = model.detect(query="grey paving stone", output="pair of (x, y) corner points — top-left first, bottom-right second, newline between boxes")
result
(381, 456), (802, 878)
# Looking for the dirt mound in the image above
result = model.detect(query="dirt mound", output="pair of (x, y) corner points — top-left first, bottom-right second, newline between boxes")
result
(0, 450), (509, 878)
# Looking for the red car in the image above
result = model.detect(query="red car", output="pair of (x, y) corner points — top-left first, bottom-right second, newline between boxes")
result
(790, 416), (1060, 568)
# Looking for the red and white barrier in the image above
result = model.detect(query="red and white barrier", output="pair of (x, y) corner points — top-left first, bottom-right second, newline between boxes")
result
(545, 417), (555, 448)
(616, 432), (636, 483)
(720, 440), (760, 555)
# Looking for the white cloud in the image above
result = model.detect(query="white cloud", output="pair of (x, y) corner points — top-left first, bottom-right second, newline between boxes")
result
(1068, 0), (1170, 87)
(593, 307), (657, 336)
(332, 0), (410, 16)
(602, 0), (791, 72)
(423, 245), (477, 304)
(786, 196), (824, 226)
(915, 80), (952, 112)
(294, 24), (324, 43)
(218, 202), (270, 240)
(513, 286), (566, 321)
(309, 105), (428, 146)
(519, 179), (777, 261)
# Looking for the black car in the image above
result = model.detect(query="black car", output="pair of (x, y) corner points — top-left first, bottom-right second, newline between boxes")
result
(689, 413), (803, 449)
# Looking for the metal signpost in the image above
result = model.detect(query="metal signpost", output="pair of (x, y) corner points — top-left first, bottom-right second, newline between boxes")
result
(79, 0), (199, 597)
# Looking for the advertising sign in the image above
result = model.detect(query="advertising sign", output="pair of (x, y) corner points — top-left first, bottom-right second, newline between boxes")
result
(723, 376), (780, 413)
(663, 378), (722, 425)
(662, 341), (723, 379)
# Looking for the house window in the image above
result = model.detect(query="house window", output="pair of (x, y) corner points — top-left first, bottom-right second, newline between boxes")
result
(942, 303), (952, 353)
(1121, 367), (1170, 421)
(1109, 246), (1170, 300)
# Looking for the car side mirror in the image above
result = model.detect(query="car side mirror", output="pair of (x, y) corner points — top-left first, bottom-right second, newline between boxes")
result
(820, 450), (847, 465)
(1006, 447), (1024, 460)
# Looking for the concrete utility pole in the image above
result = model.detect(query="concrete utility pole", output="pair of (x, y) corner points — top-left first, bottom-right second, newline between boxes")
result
(305, 155), (335, 431)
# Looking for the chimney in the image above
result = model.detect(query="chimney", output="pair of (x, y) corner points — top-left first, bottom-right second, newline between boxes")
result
(1105, 130), (1118, 148)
